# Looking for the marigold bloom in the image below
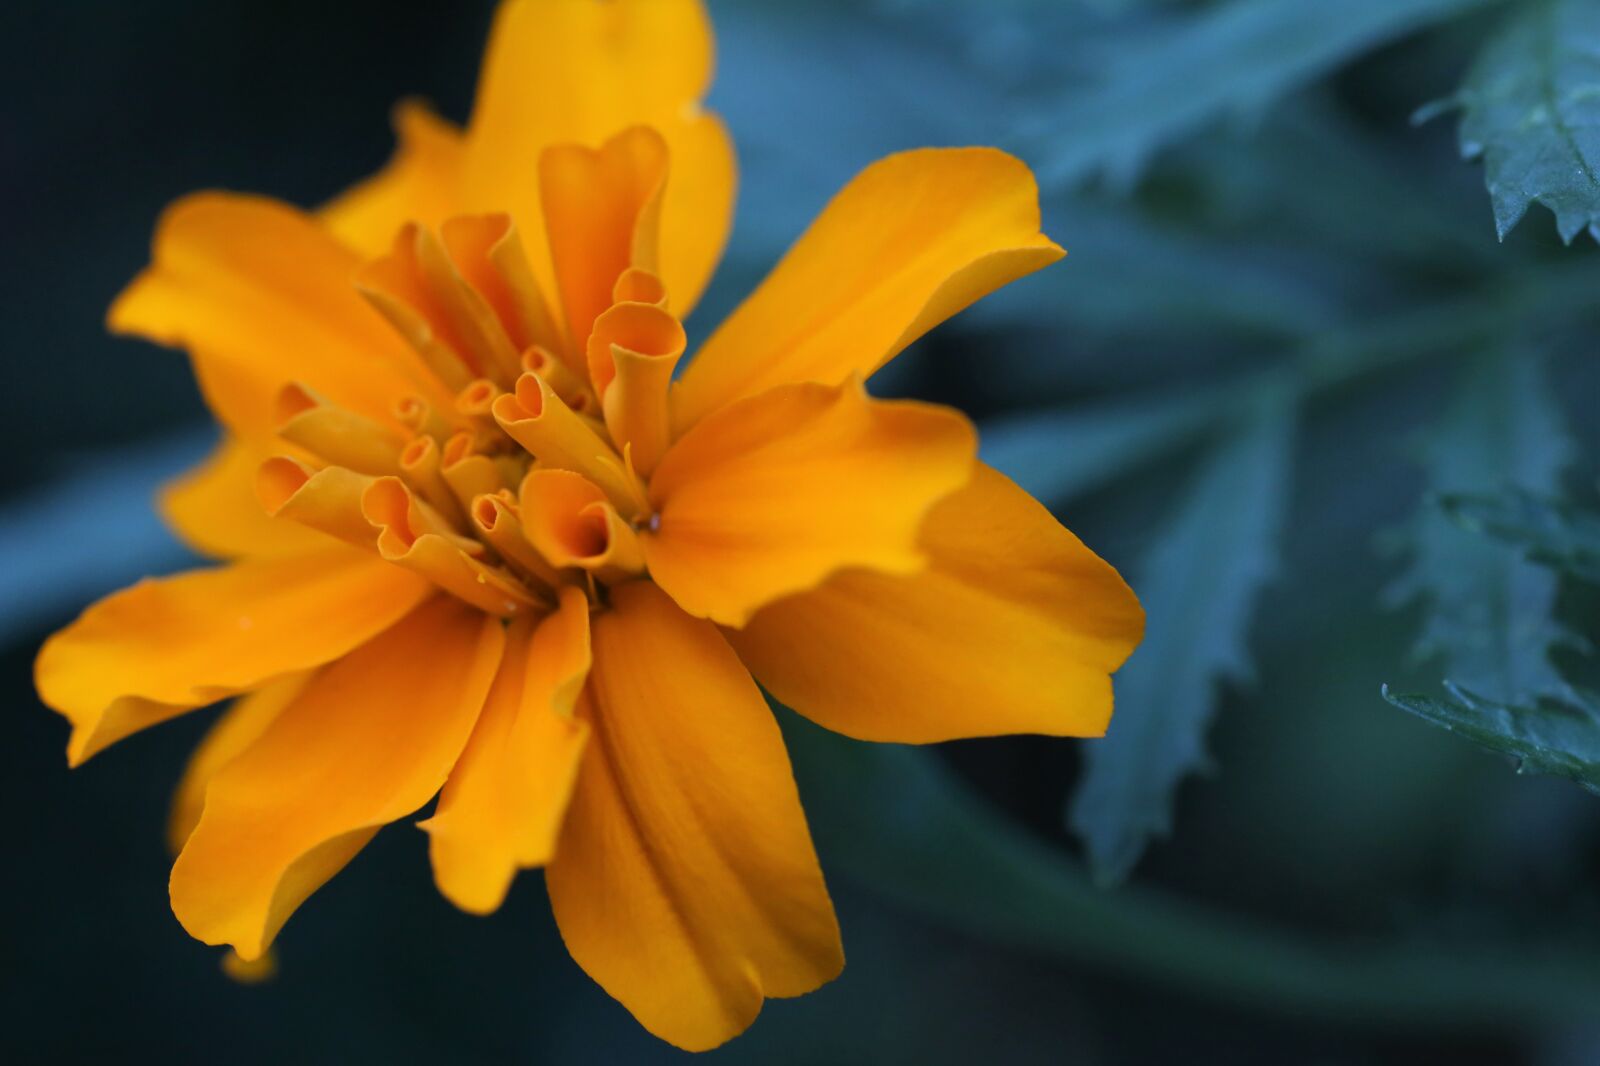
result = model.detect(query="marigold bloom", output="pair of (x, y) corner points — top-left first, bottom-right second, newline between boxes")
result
(35, 0), (1142, 1050)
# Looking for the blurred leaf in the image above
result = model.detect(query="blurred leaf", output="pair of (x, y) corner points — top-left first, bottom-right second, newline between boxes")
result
(1452, 0), (1600, 241)
(1069, 389), (1296, 884)
(979, 384), (1228, 504)
(0, 431), (204, 643)
(1389, 351), (1573, 702)
(1438, 488), (1600, 583)
(1184, 98), (1497, 271)
(1024, 0), (1496, 187)
(970, 196), (1351, 340)
(1384, 682), (1600, 794)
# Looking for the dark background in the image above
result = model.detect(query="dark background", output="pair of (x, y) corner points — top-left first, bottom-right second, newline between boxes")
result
(5, 1), (1600, 1063)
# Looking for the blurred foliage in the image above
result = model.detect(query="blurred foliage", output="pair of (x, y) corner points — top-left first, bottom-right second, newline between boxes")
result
(9, 0), (1600, 1062)
(1441, 488), (1600, 582)
(855, 0), (1600, 891)
(1013, 0), (1499, 187)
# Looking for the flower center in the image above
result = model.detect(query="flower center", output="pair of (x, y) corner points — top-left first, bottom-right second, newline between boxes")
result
(262, 212), (685, 618)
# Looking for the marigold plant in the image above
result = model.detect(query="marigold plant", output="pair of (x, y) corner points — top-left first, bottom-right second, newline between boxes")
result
(35, 0), (1142, 1050)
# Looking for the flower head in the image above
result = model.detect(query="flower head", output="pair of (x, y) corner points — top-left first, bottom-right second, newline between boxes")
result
(35, 0), (1142, 1051)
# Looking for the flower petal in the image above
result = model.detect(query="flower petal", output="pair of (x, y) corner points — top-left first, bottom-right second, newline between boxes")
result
(655, 114), (735, 319)
(109, 193), (436, 443)
(167, 674), (309, 854)
(320, 100), (466, 259)
(460, 0), (733, 314)
(540, 125), (668, 360)
(161, 438), (330, 559)
(644, 380), (976, 626)
(673, 148), (1062, 429)
(547, 581), (841, 1052)
(727, 464), (1144, 742)
(170, 596), (504, 960)
(35, 548), (433, 766)
(423, 585), (591, 915)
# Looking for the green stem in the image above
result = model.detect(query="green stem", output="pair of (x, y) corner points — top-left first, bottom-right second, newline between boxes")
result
(787, 718), (1600, 1028)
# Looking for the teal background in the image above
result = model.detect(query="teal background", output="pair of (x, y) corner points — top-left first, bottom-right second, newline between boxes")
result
(4, 1), (1599, 1063)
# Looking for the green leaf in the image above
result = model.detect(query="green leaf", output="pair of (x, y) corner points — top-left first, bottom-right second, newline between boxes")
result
(1025, 0), (1496, 187)
(1438, 488), (1600, 583)
(1384, 682), (1600, 795)
(1068, 389), (1296, 884)
(1453, 0), (1600, 241)
(1389, 351), (1572, 702)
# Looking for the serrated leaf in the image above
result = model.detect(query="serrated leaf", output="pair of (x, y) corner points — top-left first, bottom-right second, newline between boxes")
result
(1025, 0), (1495, 187)
(1389, 352), (1572, 702)
(1439, 488), (1600, 583)
(1068, 391), (1296, 884)
(1384, 682), (1600, 795)
(1454, 0), (1600, 241)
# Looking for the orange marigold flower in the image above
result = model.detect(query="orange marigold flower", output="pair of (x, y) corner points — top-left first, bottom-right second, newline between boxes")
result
(34, 0), (1143, 1051)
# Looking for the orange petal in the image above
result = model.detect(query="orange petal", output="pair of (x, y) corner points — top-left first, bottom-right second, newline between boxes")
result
(547, 582), (841, 1052)
(423, 585), (591, 915)
(168, 674), (310, 854)
(519, 469), (645, 585)
(364, 477), (540, 617)
(460, 0), (732, 315)
(728, 464), (1144, 742)
(587, 301), (685, 476)
(541, 126), (668, 361)
(319, 100), (466, 259)
(440, 214), (562, 356)
(356, 223), (497, 393)
(492, 373), (646, 518)
(170, 596), (504, 960)
(221, 947), (278, 984)
(109, 193), (433, 443)
(468, 493), (566, 593)
(274, 383), (405, 476)
(161, 438), (329, 559)
(394, 394), (458, 444)
(673, 148), (1062, 429)
(644, 380), (976, 626)
(441, 430), (509, 508)
(398, 434), (469, 529)
(613, 266), (668, 307)
(257, 458), (381, 551)
(655, 113), (734, 319)
(34, 547), (433, 766)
